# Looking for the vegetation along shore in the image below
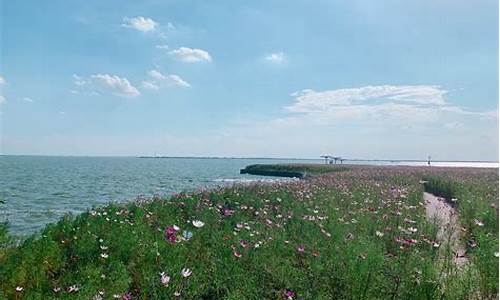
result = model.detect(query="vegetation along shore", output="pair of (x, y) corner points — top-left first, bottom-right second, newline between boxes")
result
(0, 164), (498, 299)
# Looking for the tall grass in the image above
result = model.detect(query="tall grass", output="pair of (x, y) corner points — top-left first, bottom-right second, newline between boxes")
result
(0, 166), (497, 299)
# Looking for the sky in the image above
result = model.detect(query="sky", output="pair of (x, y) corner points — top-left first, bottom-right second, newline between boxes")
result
(0, 0), (498, 160)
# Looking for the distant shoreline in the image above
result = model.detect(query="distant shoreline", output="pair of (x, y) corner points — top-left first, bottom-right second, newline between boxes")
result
(0, 154), (498, 164)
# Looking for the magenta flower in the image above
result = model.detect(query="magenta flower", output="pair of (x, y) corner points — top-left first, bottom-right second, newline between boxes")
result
(122, 292), (132, 300)
(297, 245), (305, 253)
(165, 226), (178, 236)
(167, 234), (177, 243)
(165, 225), (180, 243)
(283, 289), (296, 299)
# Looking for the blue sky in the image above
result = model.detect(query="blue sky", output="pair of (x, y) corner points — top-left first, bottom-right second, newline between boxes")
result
(0, 0), (498, 160)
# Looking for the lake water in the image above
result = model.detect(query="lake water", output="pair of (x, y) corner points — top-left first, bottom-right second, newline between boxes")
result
(1, 156), (497, 236)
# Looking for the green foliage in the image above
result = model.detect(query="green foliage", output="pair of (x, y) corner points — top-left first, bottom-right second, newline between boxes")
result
(0, 167), (497, 299)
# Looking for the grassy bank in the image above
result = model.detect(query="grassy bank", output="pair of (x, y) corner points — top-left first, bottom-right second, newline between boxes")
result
(0, 165), (497, 299)
(240, 164), (349, 178)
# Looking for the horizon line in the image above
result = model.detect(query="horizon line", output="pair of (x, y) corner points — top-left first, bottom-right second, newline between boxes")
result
(0, 154), (498, 163)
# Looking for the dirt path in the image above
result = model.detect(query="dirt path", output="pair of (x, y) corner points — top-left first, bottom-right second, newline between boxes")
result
(424, 192), (468, 266)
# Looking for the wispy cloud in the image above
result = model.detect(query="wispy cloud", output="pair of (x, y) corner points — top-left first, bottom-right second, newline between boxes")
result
(122, 16), (158, 32)
(23, 97), (34, 102)
(265, 52), (285, 63)
(285, 85), (496, 124)
(73, 74), (140, 97)
(169, 47), (212, 63)
(288, 85), (447, 113)
(142, 69), (190, 90)
(0, 76), (6, 85)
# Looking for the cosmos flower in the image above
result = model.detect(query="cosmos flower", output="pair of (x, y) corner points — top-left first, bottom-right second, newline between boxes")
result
(192, 220), (205, 228)
(183, 230), (193, 240)
(221, 208), (235, 216)
(474, 219), (484, 226)
(101, 253), (109, 259)
(239, 239), (249, 248)
(174, 291), (181, 297)
(68, 285), (79, 293)
(297, 245), (305, 253)
(234, 251), (243, 258)
(375, 231), (384, 237)
(181, 268), (192, 278)
(283, 289), (296, 299)
(122, 292), (132, 300)
(160, 272), (170, 286)
(165, 226), (178, 236)
(15, 286), (23, 292)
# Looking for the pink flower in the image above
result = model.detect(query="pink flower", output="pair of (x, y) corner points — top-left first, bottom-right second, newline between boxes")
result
(165, 226), (178, 236)
(239, 240), (249, 248)
(283, 289), (296, 299)
(167, 234), (177, 243)
(122, 292), (132, 300)
(165, 225), (180, 242)
(221, 208), (235, 216)
(233, 251), (242, 258)
(297, 245), (305, 253)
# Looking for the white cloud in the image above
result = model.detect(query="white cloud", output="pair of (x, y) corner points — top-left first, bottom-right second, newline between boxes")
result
(0, 76), (6, 85)
(122, 16), (157, 32)
(0, 95), (5, 105)
(156, 44), (169, 50)
(265, 52), (285, 63)
(166, 74), (190, 88)
(141, 81), (160, 90)
(23, 97), (34, 102)
(169, 47), (212, 63)
(73, 74), (140, 97)
(142, 69), (190, 89)
(288, 85), (448, 113)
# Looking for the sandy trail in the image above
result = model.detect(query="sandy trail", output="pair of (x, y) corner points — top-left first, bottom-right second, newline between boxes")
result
(424, 192), (468, 266)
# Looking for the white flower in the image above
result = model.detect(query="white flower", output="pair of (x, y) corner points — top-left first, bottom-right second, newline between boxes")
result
(15, 286), (23, 292)
(173, 225), (180, 231)
(495, 252), (499, 258)
(474, 219), (484, 227)
(68, 285), (79, 293)
(174, 291), (181, 297)
(375, 231), (384, 237)
(160, 272), (171, 286)
(101, 253), (109, 259)
(181, 268), (192, 278)
(192, 220), (205, 228)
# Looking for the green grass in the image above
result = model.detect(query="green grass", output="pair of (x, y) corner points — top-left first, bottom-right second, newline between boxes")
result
(240, 164), (350, 177)
(424, 174), (499, 297)
(0, 166), (497, 299)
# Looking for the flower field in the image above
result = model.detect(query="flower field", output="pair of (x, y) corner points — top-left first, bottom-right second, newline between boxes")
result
(0, 165), (498, 299)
